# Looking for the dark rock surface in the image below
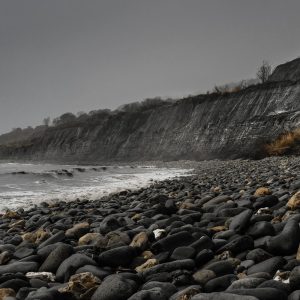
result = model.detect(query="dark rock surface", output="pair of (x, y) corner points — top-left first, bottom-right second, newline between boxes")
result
(269, 57), (300, 82)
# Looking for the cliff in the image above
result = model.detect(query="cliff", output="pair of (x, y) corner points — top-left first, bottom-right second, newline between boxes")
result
(269, 57), (300, 82)
(1, 58), (300, 162)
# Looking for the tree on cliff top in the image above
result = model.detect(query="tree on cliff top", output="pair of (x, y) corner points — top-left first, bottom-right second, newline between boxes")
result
(257, 60), (272, 83)
(52, 113), (76, 126)
(43, 117), (51, 126)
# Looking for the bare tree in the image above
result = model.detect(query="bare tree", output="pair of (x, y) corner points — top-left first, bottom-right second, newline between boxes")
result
(257, 60), (272, 83)
(43, 117), (51, 126)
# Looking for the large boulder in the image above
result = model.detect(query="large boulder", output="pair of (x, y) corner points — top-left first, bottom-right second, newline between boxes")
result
(98, 246), (136, 267)
(0, 262), (38, 275)
(39, 243), (73, 273)
(56, 253), (97, 282)
(267, 220), (300, 255)
(91, 274), (138, 300)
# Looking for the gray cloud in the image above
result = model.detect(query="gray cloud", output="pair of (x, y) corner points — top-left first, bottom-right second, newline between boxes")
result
(0, 0), (300, 133)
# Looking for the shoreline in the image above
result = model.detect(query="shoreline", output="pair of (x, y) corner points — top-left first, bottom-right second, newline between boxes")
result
(0, 163), (193, 213)
(0, 156), (299, 299)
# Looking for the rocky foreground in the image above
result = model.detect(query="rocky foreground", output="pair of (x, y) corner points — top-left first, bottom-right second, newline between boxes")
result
(1, 157), (300, 299)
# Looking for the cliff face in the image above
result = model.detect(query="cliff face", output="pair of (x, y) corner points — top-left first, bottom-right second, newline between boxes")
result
(1, 59), (300, 162)
(269, 57), (300, 82)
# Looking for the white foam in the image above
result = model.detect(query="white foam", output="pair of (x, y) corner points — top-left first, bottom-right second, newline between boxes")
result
(0, 164), (192, 212)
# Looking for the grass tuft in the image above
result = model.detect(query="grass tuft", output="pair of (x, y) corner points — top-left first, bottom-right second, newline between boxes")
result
(265, 128), (300, 155)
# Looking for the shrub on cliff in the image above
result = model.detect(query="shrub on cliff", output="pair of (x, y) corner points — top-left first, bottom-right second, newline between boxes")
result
(257, 60), (272, 83)
(212, 79), (257, 95)
(116, 97), (171, 113)
(265, 128), (300, 155)
(52, 113), (77, 126)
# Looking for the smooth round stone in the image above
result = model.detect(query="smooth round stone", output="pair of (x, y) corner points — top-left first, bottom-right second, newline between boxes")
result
(191, 292), (258, 299)
(29, 278), (49, 288)
(16, 287), (35, 300)
(145, 272), (171, 283)
(236, 199), (252, 208)
(227, 277), (266, 290)
(170, 246), (195, 260)
(13, 247), (35, 260)
(142, 281), (177, 298)
(236, 251), (250, 263)
(91, 274), (138, 300)
(37, 243), (60, 259)
(213, 239), (229, 250)
(98, 246), (136, 267)
(195, 249), (214, 266)
(0, 262), (38, 275)
(253, 195), (279, 209)
(204, 274), (237, 292)
(0, 278), (30, 291)
(0, 245), (15, 253)
(217, 207), (245, 218)
(250, 214), (273, 224)
(154, 251), (169, 264)
(141, 259), (195, 278)
(164, 199), (177, 215)
(229, 209), (252, 233)
(258, 279), (290, 294)
(56, 253), (97, 282)
(203, 195), (231, 208)
(204, 261), (235, 276)
(289, 266), (300, 291)
(247, 272), (272, 280)
(193, 270), (216, 286)
(240, 260), (255, 269)
(283, 259), (300, 271)
(247, 221), (275, 239)
(24, 287), (60, 300)
(167, 221), (186, 230)
(151, 231), (194, 253)
(190, 236), (214, 252)
(19, 255), (41, 263)
(99, 216), (121, 234)
(273, 222), (286, 234)
(7, 236), (23, 246)
(76, 265), (111, 280)
(216, 235), (254, 255)
(254, 236), (271, 249)
(247, 256), (286, 277)
(224, 288), (287, 300)
(213, 230), (236, 240)
(39, 243), (73, 273)
(267, 220), (300, 255)
(38, 231), (65, 249)
(65, 222), (90, 239)
(289, 290), (300, 300)
(246, 248), (272, 263)
(171, 270), (193, 286)
(127, 287), (166, 300)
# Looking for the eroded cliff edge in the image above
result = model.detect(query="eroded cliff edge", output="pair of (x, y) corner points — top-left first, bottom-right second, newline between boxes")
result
(1, 58), (300, 162)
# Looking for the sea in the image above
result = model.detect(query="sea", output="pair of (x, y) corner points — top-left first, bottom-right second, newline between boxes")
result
(0, 162), (191, 212)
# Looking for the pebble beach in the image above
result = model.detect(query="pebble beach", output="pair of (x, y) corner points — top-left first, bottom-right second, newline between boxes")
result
(1, 156), (300, 299)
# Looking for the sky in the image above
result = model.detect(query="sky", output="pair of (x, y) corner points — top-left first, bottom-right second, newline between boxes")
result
(0, 0), (300, 134)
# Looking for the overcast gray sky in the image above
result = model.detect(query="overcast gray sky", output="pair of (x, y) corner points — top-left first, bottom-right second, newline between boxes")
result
(0, 0), (300, 133)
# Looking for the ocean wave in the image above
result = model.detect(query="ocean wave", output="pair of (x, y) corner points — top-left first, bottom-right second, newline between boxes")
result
(0, 166), (110, 179)
(0, 167), (193, 212)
